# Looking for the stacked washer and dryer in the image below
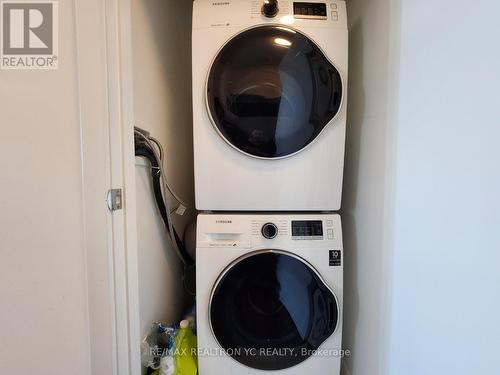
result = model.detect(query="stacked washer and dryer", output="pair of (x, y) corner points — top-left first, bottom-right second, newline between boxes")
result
(192, 0), (347, 374)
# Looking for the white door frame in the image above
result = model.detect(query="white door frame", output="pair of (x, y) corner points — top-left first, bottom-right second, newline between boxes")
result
(76, 0), (140, 373)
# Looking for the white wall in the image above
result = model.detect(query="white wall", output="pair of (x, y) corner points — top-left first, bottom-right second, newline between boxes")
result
(388, 1), (500, 374)
(0, 0), (196, 372)
(342, 0), (399, 373)
(131, 0), (195, 339)
(0, 2), (91, 374)
(344, 0), (500, 374)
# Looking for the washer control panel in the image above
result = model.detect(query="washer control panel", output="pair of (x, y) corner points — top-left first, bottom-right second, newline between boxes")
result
(250, 217), (336, 241)
(291, 220), (323, 240)
(197, 214), (341, 249)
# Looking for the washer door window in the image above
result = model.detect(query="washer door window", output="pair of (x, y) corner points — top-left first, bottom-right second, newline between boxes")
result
(210, 251), (339, 370)
(207, 26), (343, 158)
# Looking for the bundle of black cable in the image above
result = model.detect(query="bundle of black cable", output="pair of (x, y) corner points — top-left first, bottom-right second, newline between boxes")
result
(134, 131), (196, 296)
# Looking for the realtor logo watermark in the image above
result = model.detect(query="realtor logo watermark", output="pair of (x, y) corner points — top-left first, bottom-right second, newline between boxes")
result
(1, 1), (58, 69)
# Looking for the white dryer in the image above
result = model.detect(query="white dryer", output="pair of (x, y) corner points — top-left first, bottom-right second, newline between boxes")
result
(196, 213), (343, 375)
(192, 0), (348, 211)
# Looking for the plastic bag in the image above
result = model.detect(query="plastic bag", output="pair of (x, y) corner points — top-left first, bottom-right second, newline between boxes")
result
(141, 323), (176, 370)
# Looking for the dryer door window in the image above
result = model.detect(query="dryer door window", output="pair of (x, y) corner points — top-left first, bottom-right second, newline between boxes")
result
(209, 251), (339, 371)
(207, 25), (343, 158)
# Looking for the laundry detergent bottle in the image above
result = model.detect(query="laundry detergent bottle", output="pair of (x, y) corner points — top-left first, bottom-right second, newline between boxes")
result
(173, 320), (197, 375)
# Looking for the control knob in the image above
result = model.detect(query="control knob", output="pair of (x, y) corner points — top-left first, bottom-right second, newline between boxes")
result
(261, 222), (278, 239)
(261, 0), (279, 18)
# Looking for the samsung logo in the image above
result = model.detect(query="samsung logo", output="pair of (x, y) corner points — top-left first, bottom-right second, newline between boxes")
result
(212, 2), (230, 5)
(216, 220), (232, 224)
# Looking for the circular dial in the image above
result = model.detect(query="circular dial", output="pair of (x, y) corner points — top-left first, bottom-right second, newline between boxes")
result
(261, 222), (278, 239)
(261, 0), (279, 17)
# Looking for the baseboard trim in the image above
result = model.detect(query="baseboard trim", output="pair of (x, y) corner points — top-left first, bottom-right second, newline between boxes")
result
(341, 360), (352, 375)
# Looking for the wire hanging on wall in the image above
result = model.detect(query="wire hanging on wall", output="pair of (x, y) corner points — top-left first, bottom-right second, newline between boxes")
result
(134, 127), (195, 295)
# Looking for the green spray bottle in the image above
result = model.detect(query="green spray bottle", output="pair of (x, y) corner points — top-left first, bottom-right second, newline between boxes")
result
(173, 320), (197, 375)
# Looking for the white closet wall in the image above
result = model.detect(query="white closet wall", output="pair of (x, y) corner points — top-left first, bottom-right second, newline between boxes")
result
(0, 1), (102, 374)
(388, 1), (500, 374)
(342, 0), (399, 374)
(131, 0), (195, 339)
(343, 1), (500, 374)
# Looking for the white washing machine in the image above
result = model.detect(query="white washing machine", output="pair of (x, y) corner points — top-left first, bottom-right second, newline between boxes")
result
(196, 213), (343, 374)
(192, 0), (348, 211)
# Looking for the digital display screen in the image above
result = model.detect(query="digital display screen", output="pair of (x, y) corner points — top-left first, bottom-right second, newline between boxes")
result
(292, 220), (323, 237)
(293, 2), (327, 19)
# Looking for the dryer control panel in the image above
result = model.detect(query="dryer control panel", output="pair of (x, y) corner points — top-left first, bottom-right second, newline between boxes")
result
(293, 2), (327, 20)
(192, 0), (347, 29)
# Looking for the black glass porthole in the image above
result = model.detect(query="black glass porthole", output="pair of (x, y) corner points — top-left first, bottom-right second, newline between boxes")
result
(207, 25), (343, 158)
(210, 251), (338, 370)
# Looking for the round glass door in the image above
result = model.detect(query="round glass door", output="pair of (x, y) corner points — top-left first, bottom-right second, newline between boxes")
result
(207, 25), (343, 159)
(210, 251), (338, 370)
